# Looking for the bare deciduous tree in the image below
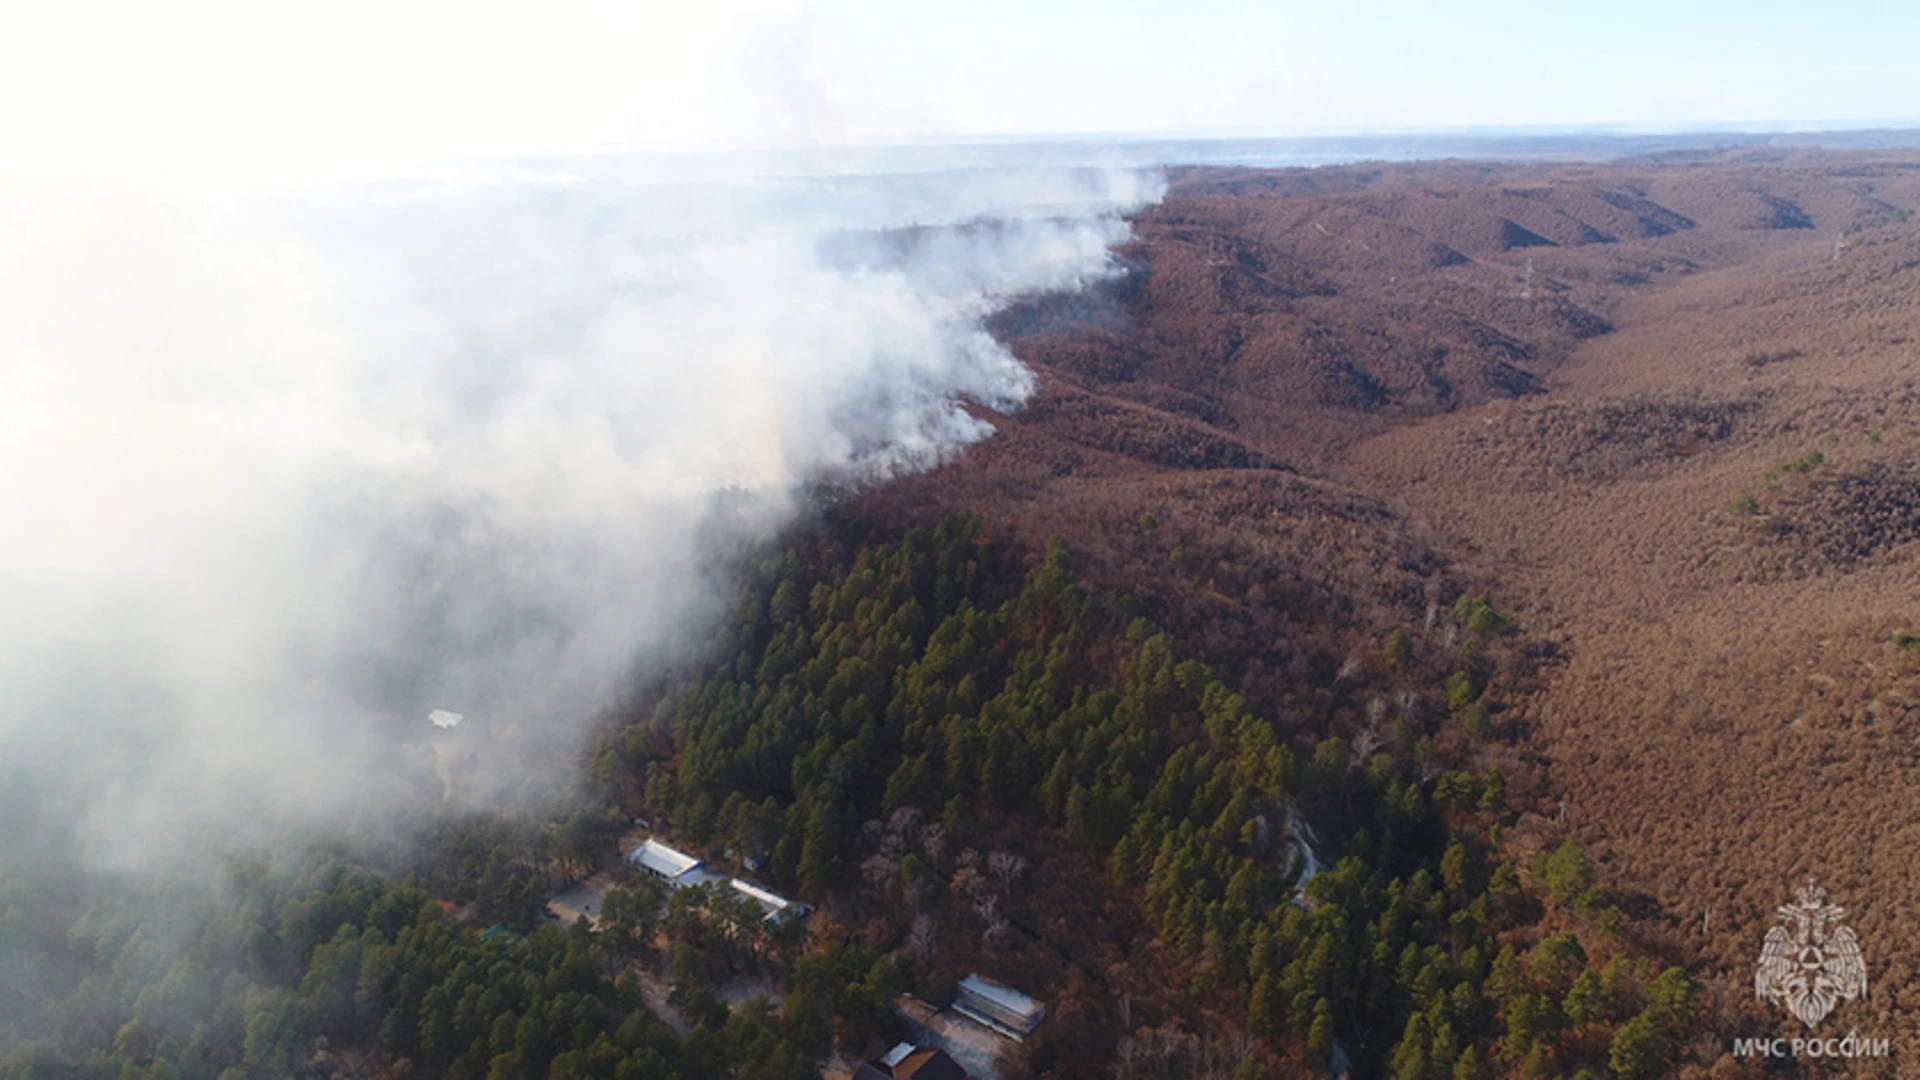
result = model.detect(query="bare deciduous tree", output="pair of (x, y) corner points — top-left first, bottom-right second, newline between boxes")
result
(1111, 1026), (1254, 1080)
(1336, 652), (1364, 683)
(918, 823), (947, 865)
(908, 913), (937, 963)
(1202, 1031), (1258, 1080)
(952, 863), (988, 904)
(952, 847), (989, 901)
(1112, 1027), (1198, 1080)
(986, 850), (1029, 898)
(970, 892), (998, 924)
(1396, 687), (1419, 719)
(1350, 723), (1383, 765)
(860, 853), (898, 893)
(888, 806), (922, 833)
(981, 906), (1010, 951)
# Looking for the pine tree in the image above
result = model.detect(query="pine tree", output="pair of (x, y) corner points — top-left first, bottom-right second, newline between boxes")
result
(1563, 969), (1606, 1025)
(1307, 998), (1335, 1061)
(1231, 1060), (1273, 1080)
(1390, 1013), (1432, 1080)
(1249, 974), (1281, 1036)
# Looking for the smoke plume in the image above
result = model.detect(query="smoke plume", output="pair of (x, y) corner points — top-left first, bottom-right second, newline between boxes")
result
(0, 153), (1162, 866)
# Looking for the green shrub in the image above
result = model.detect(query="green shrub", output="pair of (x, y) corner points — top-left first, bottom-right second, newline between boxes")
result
(1453, 592), (1516, 638)
(1445, 672), (1477, 713)
(1787, 449), (1824, 475)
(1383, 627), (1414, 668)
(1460, 704), (1491, 741)
(1536, 842), (1599, 909)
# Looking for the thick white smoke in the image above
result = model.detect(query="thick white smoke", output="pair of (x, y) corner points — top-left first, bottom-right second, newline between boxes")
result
(0, 153), (1161, 865)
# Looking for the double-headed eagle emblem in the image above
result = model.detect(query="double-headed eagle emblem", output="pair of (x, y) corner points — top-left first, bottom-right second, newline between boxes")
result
(1754, 881), (1868, 1026)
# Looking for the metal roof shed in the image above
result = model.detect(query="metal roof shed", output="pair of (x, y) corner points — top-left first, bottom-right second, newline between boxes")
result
(953, 973), (1045, 1039)
(627, 838), (703, 882)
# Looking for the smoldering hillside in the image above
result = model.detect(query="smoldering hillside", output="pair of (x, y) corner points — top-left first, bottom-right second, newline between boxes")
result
(0, 156), (1163, 873)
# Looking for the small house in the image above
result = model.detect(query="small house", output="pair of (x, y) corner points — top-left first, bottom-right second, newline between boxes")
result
(890, 1048), (968, 1080)
(853, 1044), (968, 1080)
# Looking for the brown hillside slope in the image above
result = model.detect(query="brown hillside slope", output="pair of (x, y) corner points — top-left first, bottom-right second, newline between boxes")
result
(858, 147), (1920, 1063)
(1348, 204), (1920, 1054)
(868, 150), (1920, 713)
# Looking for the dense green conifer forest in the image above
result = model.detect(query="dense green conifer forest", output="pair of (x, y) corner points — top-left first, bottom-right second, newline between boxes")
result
(2, 518), (1699, 1079)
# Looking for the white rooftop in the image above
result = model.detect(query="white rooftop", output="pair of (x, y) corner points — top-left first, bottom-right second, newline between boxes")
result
(958, 973), (1042, 1019)
(628, 838), (702, 878)
(881, 1043), (916, 1067)
(678, 866), (727, 889)
(730, 878), (793, 912)
(429, 709), (464, 729)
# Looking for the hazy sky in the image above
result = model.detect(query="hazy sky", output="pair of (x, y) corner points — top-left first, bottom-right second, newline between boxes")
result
(3, 0), (1917, 181)
(812, 0), (1920, 136)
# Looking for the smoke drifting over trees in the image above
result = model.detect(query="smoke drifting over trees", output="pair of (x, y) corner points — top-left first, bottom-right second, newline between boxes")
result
(0, 154), (1162, 868)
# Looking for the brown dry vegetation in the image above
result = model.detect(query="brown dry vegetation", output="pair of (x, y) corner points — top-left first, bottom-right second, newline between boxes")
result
(855, 147), (1920, 1071)
(1350, 198), (1920, 1066)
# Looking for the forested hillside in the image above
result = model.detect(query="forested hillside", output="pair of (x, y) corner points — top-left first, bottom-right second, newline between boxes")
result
(4, 519), (1702, 1080)
(600, 516), (1703, 1079)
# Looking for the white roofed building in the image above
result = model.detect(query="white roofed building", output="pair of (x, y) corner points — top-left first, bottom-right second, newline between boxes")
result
(627, 839), (706, 886)
(953, 973), (1045, 1040)
(730, 878), (811, 923)
(624, 837), (812, 925)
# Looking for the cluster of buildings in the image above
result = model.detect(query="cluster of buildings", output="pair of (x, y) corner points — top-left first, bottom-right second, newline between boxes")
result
(866, 974), (1046, 1080)
(631, 839), (1047, 1079)
(626, 837), (812, 924)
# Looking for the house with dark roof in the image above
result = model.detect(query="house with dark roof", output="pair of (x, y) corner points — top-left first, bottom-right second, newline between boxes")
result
(890, 1048), (968, 1080)
(851, 1044), (969, 1080)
